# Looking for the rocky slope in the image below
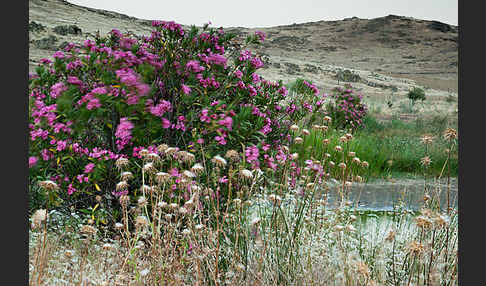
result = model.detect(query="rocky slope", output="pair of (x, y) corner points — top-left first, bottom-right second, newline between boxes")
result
(29, 0), (458, 103)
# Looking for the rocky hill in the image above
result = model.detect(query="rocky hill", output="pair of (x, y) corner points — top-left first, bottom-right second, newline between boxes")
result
(29, 0), (458, 100)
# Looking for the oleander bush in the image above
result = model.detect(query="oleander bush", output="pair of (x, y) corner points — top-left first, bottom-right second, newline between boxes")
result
(28, 22), (326, 215)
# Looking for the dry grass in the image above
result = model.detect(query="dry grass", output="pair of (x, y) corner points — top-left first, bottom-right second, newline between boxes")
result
(29, 128), (458, 285)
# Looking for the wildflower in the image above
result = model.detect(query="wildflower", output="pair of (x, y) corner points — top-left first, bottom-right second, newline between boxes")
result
(211, 155), (227, 167)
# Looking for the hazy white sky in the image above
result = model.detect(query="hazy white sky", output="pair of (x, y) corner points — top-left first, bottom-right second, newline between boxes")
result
(67, 0), (458, 28)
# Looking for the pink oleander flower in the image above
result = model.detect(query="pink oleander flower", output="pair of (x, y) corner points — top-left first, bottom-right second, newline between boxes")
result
(161, 118), (171, 129)
(115, 117), (134, 150)
(217, 116), (233, 131)
(29, 156), (38, 168)
(84, 163), (95, 174)
(50, 82), (67, 99)
(181, 84), (191, 95)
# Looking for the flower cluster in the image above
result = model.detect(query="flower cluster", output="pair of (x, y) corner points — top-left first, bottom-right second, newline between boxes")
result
(326, 84), (368, 130)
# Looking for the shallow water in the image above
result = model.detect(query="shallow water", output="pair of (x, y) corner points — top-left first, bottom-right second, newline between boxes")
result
(324, 177), (458, 211)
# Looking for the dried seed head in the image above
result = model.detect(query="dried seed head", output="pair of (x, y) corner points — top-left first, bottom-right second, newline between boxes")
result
(420, 156), (432, 167)
(291, 153), (299, 160)
(157, 201), (168, 209)
(329, 161), (335, 168)
(323, 116), (332, 122)
(155, 172), (171, 184)
(294, 137), (304, 144)
(267, 194), (282, 205)
(115, 157), (129, 169)
(120, 171), (133, 181)
(225, 149), (240, 162)
(345, 181), (352, 188)
(420, 134), (435, 145)
(182, 170), (196, 179)
(339, 162), (347, 169)
(119, 195), (130, 206)
(444, 128), (457, 140)
(406, 241), (425, 256)
(385, 229), (396, 242)
(239, 169), (253, 180)
(137, 196), (147, 207)
(182, 228), (191, 236)
(102, 243), (114, 251)
(178, 207), (188, 216)
(139, 149), (150, 157)
(191, 163), (205, 174)
(348, 151), (356, 157)
(140, 184), (152, 194)
(211, 155), (227, 167)
(251, 217), (261, 226)
(355, 175), (363, 182)
(339, 136), (348, 143)
(146, 152), (160, 162)
(135, 216), (149, 228)
(31, 209), (48, 229)
(114, 222), (124, 230)
(335, 145), (343, 152)
(80, 225), (97, 236)
(290, 124), (299, 131)
(165, 147), (178, 155)
(142, 162), (156, 174)
(157, 144), (169, 154)
(415, 216), (433, 229)
(195, 224), (204, 231)
(169, 203), (179, 210)
(361, 161), (369, 168)
(64, 250), (74, 259)
(346, 224), (356, 232)
(302, 129), (310, 136)
(334, 225), (344, 232)
(116, 181), (129, 191)
(322, 139), (330, 145)
(345, 133), (353, 140)
(38, 180), (59, 191)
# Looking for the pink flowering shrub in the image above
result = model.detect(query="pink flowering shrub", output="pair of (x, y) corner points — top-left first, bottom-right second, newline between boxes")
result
(326, 84), (368, 130)
(28, 22), (324, 211)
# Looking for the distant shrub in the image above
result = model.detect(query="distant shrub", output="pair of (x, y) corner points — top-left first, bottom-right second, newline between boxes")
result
(326, 84), (368, 131)
(407, 87), (426, 105)
(335, 69), (361, 83)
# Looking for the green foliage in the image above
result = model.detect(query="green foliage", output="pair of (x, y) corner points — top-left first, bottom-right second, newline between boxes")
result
(407, 87), (426, 105)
